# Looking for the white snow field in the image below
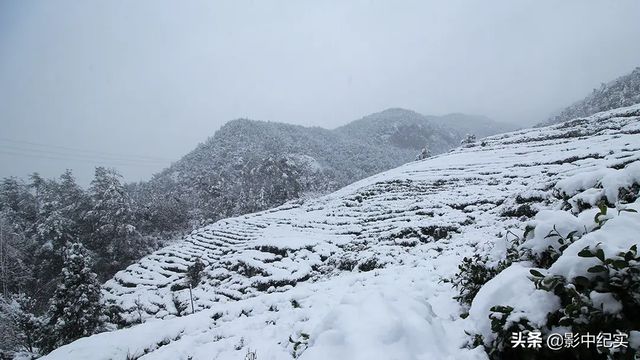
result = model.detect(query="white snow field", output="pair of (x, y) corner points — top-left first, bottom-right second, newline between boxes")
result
(44, 104), (640, 360)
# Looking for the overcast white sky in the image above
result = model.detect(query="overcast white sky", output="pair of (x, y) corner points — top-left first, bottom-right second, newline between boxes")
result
(1, 0), (640, 185)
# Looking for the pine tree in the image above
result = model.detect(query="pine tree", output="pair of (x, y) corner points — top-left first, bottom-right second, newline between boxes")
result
(57, 170), (88, 234)
(0, 177), (37, 235)
(85, 167), (141, 276)
(31, 174), (83, 304)
(43, 243), (102, 353)
(0, 212), (33, 299)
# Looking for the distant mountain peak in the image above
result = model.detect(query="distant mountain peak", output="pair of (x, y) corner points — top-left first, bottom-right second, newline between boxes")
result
(374, 107), (422, 116)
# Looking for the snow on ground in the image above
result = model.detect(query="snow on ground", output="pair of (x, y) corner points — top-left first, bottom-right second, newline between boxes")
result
(45, 104), (640, 359)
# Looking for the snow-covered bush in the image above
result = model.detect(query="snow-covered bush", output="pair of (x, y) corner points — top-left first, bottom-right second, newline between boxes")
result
(461, 134), (477, 147)
(445, 254), (501, 312)
(415, 146), (431, 160)
(0, 294), (42, 354)
(464, 162), (640, 359)
(446, 233), (523, 312)
(186, 258), (205, 288)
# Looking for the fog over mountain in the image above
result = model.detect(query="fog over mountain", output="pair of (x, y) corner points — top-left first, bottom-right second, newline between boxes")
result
(2, 1), (640, 184)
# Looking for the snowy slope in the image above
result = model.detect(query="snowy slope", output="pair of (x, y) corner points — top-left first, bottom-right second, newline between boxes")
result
(138, 109), (511, 229)
(544, 67), (640, 125)
(45, 105), (640, 360)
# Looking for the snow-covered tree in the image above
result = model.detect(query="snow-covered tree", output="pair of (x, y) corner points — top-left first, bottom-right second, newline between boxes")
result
(0, 211), (32, 299)
(460, 134), (477, 147)
(85, 167), (141, 276)
(415, 145), (431, 160)
(30, 172), (90, 302)
(43, 243), (102, 352)
(57, 170), (89, 230)
(186, 258), (205, 288)
(0, 293), (43, 353)
(0, 177), (36, 235)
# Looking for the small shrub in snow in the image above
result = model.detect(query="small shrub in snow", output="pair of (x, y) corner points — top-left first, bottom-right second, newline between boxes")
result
(171, 293), (188, 317)
(447, 234), (523, 311)
(484, 305), (539, 359)
(357, 257), (384, 272)
(186, 258), (205, 287)
(446, 254), (500, 311)
(245, 348), (258, 360)
(461, 134), (477, 147)
(125, 350), (142, 360)
(415, 146), (432, 160)
(527, 224), (580, 269)
(290, 299), (301, 309)
(289, 332), (309, 358)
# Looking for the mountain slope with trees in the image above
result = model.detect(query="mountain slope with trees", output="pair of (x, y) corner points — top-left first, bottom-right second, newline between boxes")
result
(135, 108), (513, 232)
(544, 67), (640, 125)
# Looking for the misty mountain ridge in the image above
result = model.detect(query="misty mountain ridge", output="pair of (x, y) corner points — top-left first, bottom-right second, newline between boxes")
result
(544, 66), (640, 125)
(134, 108), (515, 230)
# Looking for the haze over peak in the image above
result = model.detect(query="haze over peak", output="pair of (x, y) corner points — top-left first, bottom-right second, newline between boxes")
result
(2, 1), (639, 185)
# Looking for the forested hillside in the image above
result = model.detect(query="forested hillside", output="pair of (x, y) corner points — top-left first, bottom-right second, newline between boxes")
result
(545, 67), (640, 125)
(135, 108), (513, 233)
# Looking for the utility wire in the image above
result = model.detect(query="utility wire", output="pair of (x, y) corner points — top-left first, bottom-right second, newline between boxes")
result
(0, 144), (170, 164)
(0, 149), (167, 168)
(0, 137), (172, 162)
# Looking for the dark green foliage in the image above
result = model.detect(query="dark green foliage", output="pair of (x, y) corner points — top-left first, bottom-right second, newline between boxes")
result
(501, 204), (537, 218)
(445, 254), (500, 309)
(290, 299), (301, 309)
(357, 257), (383, 272)
(529, 225), (579, 269)
(42, 243), (102, 353)
(483, 305), (541, 360)
(447, 234), (523, 309)
(482, 244), (640, 360)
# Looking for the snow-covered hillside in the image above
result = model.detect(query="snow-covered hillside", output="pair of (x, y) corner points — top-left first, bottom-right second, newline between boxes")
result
(134, 109), (511, 231)
(45, 105), (640, 360)
(544, 67), (640, 125)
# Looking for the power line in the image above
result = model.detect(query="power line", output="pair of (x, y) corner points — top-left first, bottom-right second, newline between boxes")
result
(0, 144), (170, 164)
(0, 137), (173, 162)
(0, 149), (168, 168)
